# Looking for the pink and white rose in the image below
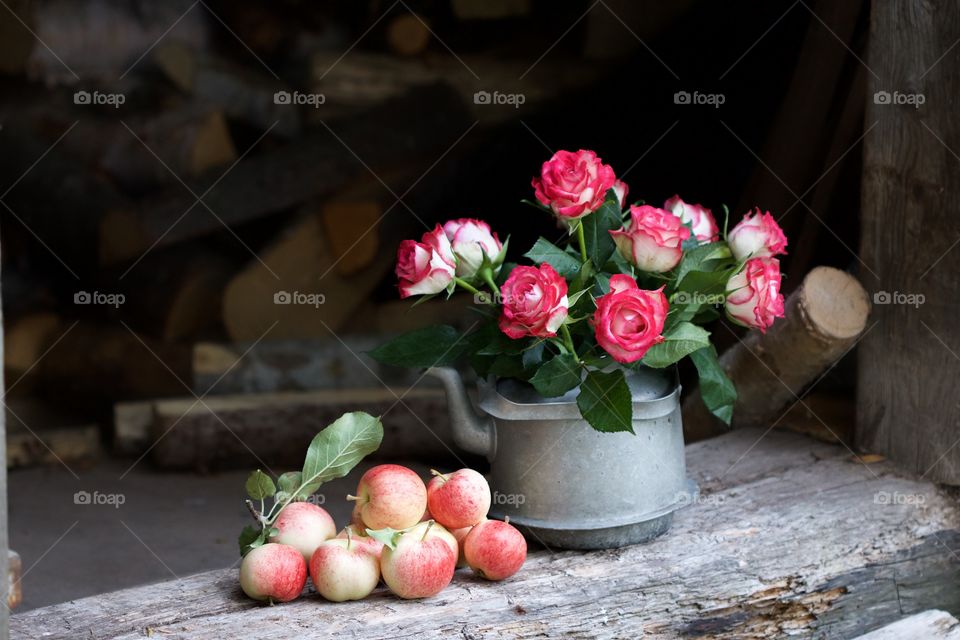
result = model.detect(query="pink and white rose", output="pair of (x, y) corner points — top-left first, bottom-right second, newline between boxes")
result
(592, 275), (668, 364)
(532, 149), (627, 222)
(725, 257), (785, 333)
(727, 209), (788, 261)
(442, 218), (505, 280)
(663, 195), (719, 243)
(498, 263), (569, 339)
(610, 205), (691, 273)
(396, 225), (457, 298)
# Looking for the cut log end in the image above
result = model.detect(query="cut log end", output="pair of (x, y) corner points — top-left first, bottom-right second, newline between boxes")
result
(800, 266), (871, 341)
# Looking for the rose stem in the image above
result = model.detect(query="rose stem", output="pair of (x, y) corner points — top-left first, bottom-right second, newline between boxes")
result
(576, 222), (588, 262)
(559, 325), (580, 364)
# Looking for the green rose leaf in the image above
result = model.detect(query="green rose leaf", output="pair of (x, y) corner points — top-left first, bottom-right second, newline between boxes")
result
(675, 242), (733, 288)
(529, 354), (582, 397)
(367, 325), (468, 368)
(524, 237), (582, 277)
(582, 191), (622, 269)
(245, 470), (276, 501)
(690, 345), (737, 425)
(577, 369), (633, 434)
(301, 412), (384, 496)
(642, 322), (711, 368)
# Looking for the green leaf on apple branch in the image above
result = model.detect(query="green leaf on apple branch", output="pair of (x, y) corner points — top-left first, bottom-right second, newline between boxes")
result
(365, 527), (404, 550)
(577, 369), (634, 434)
(300, 412), (384, 496)
(582, 197), (622, 270)
(277, 471), (303, 495)
(642, 322), (711, 368)
(524, 237), (582, 277)
(367, 325), (467, 368)
(245, 470), (276, 501)
(690, 345), (737, 425)
(238, 525), (264, 556)
(530, 354), (582, 397)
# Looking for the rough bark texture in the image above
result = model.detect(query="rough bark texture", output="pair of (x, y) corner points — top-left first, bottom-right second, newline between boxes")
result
(857, 0), (960, 484)
(13, 429), (960, 639)
(685, 267), (870, 441)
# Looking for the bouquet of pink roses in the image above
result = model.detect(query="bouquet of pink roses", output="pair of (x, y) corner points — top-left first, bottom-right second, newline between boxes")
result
(371, 149), (788, 432)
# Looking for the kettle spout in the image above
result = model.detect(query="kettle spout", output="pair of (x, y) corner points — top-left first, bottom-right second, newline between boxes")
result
(426, 367), (496, 460)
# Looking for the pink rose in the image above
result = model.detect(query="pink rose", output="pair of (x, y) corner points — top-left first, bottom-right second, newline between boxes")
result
(532, 149), (628, 221)
(663, 195), (719, 243)
(396, 225), (457, 298)
(727, 209), (788, 261)
(725, 258), (785, 333)
(498, 263), (569, 339)
(610, 205), (692, 273)
(592, 275), (668, 364)
(442, 218), (505, 279)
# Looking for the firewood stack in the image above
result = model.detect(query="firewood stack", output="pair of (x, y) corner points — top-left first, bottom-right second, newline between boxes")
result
(0, 0), (622, 471)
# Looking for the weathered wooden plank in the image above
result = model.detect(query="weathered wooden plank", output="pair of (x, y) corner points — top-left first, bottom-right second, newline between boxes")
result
(857, 0), (960, 484)
(148, 387), (459, 470)
(12, 429), (960, 639)
(853, 610), (960, 640)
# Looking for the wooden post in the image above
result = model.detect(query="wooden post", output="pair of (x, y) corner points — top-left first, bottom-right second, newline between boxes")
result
(857, 0), (960, 484)
(0, 226), (9, 638)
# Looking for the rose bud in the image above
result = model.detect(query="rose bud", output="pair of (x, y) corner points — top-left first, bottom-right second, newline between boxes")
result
(727, 209), (788, 261)
(396, 225), (457, 298)
(663, 195), (719, 243)
(532, 149), (627, 224)
(610, 205), (691, 273)
(498, 264), (569, 339)
(724, 258), (785, 333)
(442, 218), (506, 280)
(592, 275), (668, 363)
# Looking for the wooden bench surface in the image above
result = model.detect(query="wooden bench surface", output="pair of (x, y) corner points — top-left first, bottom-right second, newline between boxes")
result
(13, 429), (960, 639)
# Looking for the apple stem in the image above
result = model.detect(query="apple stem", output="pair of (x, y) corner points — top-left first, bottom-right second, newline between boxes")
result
(346, 494), (359, 502)
(504, 516), (510, 525)
(345, 527), (353, 551)
(421, 520), (435, 541)
(429, 469), (447, 483)
(245, 499), (263, 524)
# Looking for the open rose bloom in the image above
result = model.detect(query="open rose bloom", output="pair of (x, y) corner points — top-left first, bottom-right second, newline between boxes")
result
(532, 149), (627, 225)
(376, 149), (789, 432)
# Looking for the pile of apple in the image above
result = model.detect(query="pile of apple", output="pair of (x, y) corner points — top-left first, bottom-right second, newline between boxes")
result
(240, 464), (527, 603)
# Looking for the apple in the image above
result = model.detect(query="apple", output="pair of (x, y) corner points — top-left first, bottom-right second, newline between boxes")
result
(309, 534), (380, 602)
(239, 543), (307, 603)
(336, 524), (384, 559)
(450, 525), (472, 569)
(348, 464), (427, 530)
(464, 518), (526, 581)
(426, 468), (491, 529)
(380, 521), (456, 599)
(268, 501), (336, 561)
